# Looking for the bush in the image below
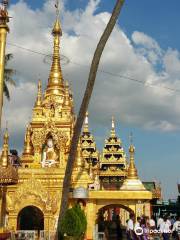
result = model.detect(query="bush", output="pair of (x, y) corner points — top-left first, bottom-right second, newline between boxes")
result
(59, 208), (82, 237)
(59, 204), (87, 239)
(73, 204), (87, 234)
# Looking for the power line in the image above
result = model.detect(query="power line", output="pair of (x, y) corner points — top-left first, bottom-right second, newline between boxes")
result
(7, 42), (48, 56)
(7, 42), (180, 94)
(69, 61), (180, 93)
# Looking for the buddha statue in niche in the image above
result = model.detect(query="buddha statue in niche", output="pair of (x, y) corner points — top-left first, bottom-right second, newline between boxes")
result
(41, 137), (59, 167)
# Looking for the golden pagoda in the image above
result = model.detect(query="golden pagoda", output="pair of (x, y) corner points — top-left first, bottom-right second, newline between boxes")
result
(99, 117), (128, 190)
(4, 15), (80, 234)
(0, 7), (156, 240)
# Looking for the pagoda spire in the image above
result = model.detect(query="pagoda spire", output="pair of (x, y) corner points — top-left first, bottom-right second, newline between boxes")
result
(76, 139), (84, 169)
(127, 144), (138, 179)
(1, 128), (9, 168)
(23, 124), (33, 156)
(120, 138), (146, 191)
(35, 80), (42, 107)
(45, 2), (64, 96)
(110, 116), (116, 137)
(83, 112), (89, 133)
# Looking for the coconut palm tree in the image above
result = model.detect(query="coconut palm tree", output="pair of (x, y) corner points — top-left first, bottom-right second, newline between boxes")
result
(4, 53), (16, 100)
(57, 0), (125, 238)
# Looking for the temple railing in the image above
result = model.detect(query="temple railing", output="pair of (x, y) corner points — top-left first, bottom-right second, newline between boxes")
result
(40, 230), (56, 240)
(11, 230), (36, 240)
(10, 230), (57, 240)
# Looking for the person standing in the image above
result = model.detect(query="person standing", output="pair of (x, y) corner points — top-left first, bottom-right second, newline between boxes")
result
(134, 217), (141, 240)
(149, 216), (156, 230)
(140, 217), (149, 240)
(157, 215), (164, 229)
(116, 215), (122, 240)
(172, 216), (180, 240)
(160, 216), (171, 240)
(127, 213), (135, 240)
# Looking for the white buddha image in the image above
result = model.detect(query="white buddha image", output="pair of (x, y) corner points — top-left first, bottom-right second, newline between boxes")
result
(41, 137), (59, 167)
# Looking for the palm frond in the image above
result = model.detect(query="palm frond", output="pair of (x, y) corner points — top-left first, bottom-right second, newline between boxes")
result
(5, 53), (13, 65)
(3, 82), (10, 100)
(4, 76), (16, 86)
(3, 53), (16, 100)
(4, 68), (16, 76)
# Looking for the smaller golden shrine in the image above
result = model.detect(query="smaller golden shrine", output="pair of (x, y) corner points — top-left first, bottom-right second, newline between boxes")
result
(99, 117), (128, 190)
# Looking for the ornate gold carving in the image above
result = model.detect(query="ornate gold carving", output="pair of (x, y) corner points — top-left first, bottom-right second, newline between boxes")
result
(31, 129), (45, 151)
(7, 177), (59, 214)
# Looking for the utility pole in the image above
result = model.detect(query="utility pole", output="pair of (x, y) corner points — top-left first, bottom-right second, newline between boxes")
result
(0, 0), (9, 129)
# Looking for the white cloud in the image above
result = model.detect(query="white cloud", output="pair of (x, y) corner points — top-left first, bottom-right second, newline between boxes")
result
(132, 31), (162, 65)
(3, 0), (180, 147)
(144, 120), (177, 132)
(132, 31), (161, 51)
(163, 48), (180, 79)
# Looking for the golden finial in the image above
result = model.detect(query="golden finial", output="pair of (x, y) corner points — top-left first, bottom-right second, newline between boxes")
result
(23, 124), (33, 156)
(127, 133), (138, 179)
(35, 79), (42, 107)
(76, 139), (84, 169)
(1, 127), (9, 168)
(110, 116), (116, 137)
(83, 112), (89, 133)
(46, 0), (64, 96)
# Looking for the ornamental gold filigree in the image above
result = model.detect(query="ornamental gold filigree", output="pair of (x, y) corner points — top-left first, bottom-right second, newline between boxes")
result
(31, 129), (45, 151)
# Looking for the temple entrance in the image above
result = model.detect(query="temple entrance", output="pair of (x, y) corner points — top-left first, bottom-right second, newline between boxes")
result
(97, 204), (134, 240)
(17, 206), (44, 231)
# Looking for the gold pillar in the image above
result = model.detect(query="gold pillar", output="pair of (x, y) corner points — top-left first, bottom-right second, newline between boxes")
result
(144, 202), (151, 217)
(0, 23), (9, 128)
(86, 200), (96, 240)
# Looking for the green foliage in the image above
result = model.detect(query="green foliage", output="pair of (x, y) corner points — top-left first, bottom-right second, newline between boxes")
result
(4, 53), (16, 100)
(73, 204), (87, 234)
(59, 208), (82, 237)
(59, 204), (87, 238)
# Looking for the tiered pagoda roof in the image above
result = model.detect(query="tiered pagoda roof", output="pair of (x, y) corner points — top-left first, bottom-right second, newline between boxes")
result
(99, 117), (127, 178)
(81, 112), (99, 166)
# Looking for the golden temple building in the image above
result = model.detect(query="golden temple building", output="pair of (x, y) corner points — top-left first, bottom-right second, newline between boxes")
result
(0, 8), (162, 240)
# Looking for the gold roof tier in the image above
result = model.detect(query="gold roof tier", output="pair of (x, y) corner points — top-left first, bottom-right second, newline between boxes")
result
(120, 144), (146, 191)
(99, 170), (126, 177)
(0, 129), (18, 185)
(100, 160), (127, 164)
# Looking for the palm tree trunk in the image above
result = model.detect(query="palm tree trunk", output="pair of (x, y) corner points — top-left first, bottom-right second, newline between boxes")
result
(57, 0), (125, 238)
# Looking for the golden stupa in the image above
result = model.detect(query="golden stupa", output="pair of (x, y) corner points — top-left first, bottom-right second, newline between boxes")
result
(0, 6), (161, 240)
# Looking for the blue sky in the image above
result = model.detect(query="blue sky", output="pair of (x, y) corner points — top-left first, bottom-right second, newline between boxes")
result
(6, 0), (180, 199)
(10, 0), (180, 50)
